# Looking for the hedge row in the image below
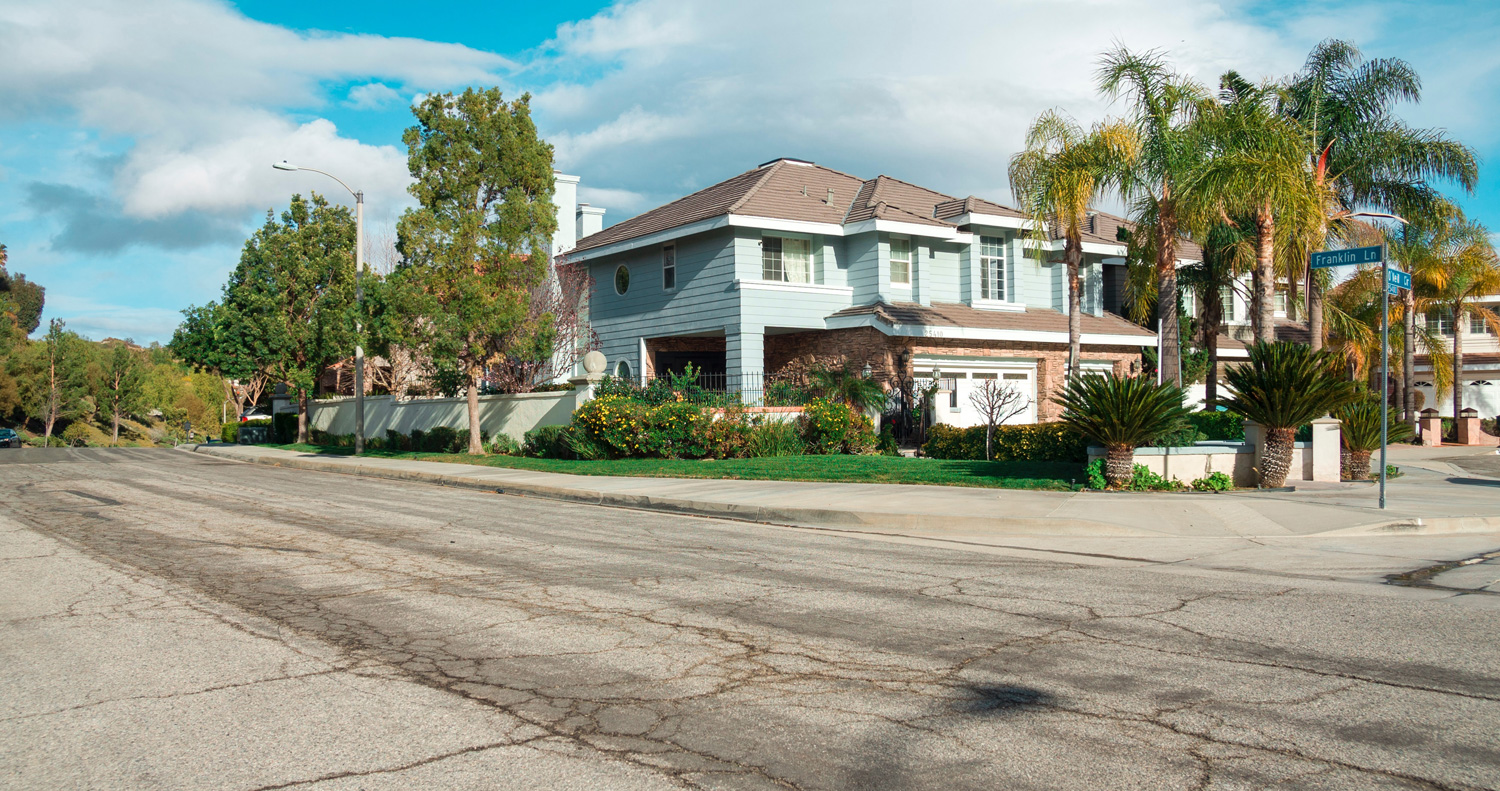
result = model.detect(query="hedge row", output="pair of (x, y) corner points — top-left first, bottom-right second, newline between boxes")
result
(921, 423), (1089, 462)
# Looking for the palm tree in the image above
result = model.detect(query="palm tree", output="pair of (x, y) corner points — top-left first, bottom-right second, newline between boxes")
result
(1223, 341), (1359, 488)
(1410, 218), (1500, 418)
(1056, 374), (1191, 489)
(1178, 222), (1252, 407)
(809, 364), (886, 414)
(1187, 73), (1325, 343)
(1282, 39), (1479, 350)
(1337, 395), (1413, 480)
(1008, 109), (1137, 376)
(1097, 46), (1205, 387)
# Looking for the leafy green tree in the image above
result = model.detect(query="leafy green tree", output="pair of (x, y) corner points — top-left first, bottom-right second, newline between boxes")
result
(1223, 341), (1359, 488)
(173, 300), (270, 418)
(16, 319), (91, 443)
(1055, 374), (1191, 489)
(392, 88), (558, 454)
(1097, 46), (1205, 386)
(1009, 109), (1137, 375)
(1282, 40), (1479, 349)
(97, 342), (146, 443)
(223, 193), (357, 442)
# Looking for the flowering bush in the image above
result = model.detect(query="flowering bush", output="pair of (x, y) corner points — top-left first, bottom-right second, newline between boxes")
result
(571, 395), (721, 459)
(798, 398), (876, 455)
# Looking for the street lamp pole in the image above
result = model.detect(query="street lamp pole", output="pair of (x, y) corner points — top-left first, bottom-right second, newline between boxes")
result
(273, 161), (365, 455)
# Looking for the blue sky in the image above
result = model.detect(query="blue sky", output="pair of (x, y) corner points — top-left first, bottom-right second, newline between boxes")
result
(1, 0), (1496, 343)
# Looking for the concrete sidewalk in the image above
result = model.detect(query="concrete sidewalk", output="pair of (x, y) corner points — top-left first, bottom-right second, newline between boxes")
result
(188, 442), (1500, 540)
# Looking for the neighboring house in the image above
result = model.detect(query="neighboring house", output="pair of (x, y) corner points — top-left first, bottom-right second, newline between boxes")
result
(1413, 296), (1500, 418)
(563, 158), (1175, 426)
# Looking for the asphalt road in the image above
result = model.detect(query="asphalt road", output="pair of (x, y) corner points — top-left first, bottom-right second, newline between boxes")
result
(2, 448), (1498, 791)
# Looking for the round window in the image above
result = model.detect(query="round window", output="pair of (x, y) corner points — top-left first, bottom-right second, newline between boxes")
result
(614, 265), (630, 295)
(616, 361), (632, 380)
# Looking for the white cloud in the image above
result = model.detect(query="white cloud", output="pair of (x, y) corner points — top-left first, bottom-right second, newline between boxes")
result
(0, 0), (511, 221)
(345, 83), (402, 110)
(530, 0), (1326, 214)
(42, 294), (186, 343)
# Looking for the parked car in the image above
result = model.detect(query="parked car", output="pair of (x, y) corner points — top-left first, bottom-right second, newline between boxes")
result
(0, 428), (18, 448)
(240, 408), (271, 422)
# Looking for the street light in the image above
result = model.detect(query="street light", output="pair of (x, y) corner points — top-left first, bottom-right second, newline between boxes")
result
(273, 160), (366, 455)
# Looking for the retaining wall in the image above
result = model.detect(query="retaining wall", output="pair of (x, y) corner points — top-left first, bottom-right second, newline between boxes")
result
(307, 390), (581, 442)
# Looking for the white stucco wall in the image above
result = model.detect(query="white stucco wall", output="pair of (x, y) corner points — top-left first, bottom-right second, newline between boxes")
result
(309, 391), (578, 442)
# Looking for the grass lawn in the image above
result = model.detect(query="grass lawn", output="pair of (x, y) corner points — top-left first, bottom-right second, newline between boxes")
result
(267, 444), (1084, 491)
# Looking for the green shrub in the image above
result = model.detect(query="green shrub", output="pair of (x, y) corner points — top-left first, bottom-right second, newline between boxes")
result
(1150, 424), (1206, 447)
(272, 413), (298, 444)
(523, 425), (575, 459)
(1084, 458), (1107, 489)
(922, 423), (1088, 463)
(1187, 411), (1243, 441)
(797, 398), (875, 455)
(1128, 464), (1183, 491)
(61, 422), (103, 447)
(1191, 472), (1234, 492)
(385, 429), (411, 451)
(221, 423), (239, 443)
(876, 425), (900, 456)
(764, 379), (810, 407)
(745, 419), (805, 458)
(488, 433), (521, 456)
(420, 426), (462, 453)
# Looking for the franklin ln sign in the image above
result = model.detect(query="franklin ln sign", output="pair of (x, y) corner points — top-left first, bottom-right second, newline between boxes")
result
(1310, 245), (1383, 269)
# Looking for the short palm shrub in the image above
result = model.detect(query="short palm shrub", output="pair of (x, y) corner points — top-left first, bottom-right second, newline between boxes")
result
(1055, 374), (1192, 489)
(809, 365), (886, 413)
(1223, 342), (1359, 488)
(1336, 396), (1414, 480)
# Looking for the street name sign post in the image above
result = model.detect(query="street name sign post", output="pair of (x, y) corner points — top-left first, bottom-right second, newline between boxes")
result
(1314, 244), (1408, 508)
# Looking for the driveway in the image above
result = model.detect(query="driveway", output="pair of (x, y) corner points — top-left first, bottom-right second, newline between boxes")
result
(2, 448), (1497, 790)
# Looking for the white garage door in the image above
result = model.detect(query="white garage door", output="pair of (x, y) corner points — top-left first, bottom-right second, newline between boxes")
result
(913, 357), (1038, 427)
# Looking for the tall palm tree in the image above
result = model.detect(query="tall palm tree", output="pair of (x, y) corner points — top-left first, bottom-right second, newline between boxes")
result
(1188, 73), (1326, 343)
(1388, 212), (1460, 423)
(1009, 109), (1137, 377)
(1282, 39), (1479, 350)
(1097, 46), (1205, 386)
(1411, 217), (1500, 418)
(1178, 222), (1253, 407)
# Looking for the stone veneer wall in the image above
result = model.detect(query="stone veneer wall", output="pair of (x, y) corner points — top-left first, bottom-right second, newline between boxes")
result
(764, 328), (1143, 421)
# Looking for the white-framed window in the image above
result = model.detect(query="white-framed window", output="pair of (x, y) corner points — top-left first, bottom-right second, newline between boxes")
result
(662, 244), (676, 291)
(1220, 286), (1236, 322)
(1469, 310), (1494, 335)
(979, 235), (1006, 300)
(613, 265), (630, 296)
(889, 237), (912, 286)
(1427, 308), (1453, 336)
(761, 236), (812, 283)
(1273, 290), (1287, 315)
(1182, 288), (1196, 319)
(616, 360), (632, 379)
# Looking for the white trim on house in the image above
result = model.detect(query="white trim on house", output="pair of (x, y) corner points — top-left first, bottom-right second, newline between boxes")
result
(969, 298), (1025, 313)
(825, 312), (1155, 347)
(727, 215), (845, 236)
(568, 216), (729, 261)
(948, 213), (1034, 230)
(734, 280), (854, 296)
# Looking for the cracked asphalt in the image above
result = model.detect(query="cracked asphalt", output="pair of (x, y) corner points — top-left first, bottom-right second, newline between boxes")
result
(2, 449), (1498, 790)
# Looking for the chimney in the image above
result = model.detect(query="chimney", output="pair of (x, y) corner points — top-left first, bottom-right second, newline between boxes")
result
(577, 203), (606, 242)
(552, 172), (580, 255)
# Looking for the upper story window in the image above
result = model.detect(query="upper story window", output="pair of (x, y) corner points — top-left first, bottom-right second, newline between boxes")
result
(1183, 288), (1196, 319)
(662, 245), (676, 290)
(890, 237), (912, 286)
(762, 236), (812, 283)
(614, 265), (630, 295)
(1427, 308), (1453, 336)
(1273, 290), (1287, 315)
(1470, 310), (1494, 335)
(1220, 286), (1236, 322)
(979, 236), (1006, 301)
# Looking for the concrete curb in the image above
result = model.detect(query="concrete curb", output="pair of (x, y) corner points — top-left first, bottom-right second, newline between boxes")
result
(185, 445), (1500, 538)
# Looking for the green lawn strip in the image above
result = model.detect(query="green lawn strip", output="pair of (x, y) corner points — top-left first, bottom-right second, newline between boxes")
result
(265, 443), (1082, 490)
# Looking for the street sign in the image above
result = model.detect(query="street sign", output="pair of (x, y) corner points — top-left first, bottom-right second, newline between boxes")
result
(1310, 245), (1383, 269)
(1387, 283), (1400, 297)
(1386, 267), (1412, 290)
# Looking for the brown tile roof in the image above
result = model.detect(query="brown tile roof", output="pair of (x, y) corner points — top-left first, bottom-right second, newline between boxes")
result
(1415, 353), (1500, 374)
(933, 195), (1028, 221)
(1050, 209), (1205, 261)
(1273, 319), (1310, 344)
(572, 159), (865, 252)
(829, 301), (1155, 338)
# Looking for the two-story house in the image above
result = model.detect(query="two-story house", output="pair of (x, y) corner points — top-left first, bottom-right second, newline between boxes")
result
(564, 158), (1161, 425)
(1414, 299), (1500, 418)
